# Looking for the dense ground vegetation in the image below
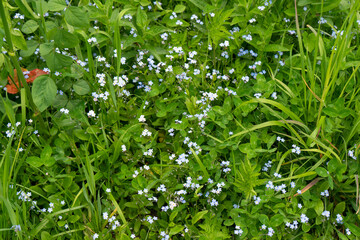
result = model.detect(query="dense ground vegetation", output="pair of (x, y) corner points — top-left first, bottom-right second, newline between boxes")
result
(1, 0), (360, 239)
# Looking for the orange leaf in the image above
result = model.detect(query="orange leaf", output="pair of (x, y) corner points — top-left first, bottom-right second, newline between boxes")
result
(6, 68), (48, 94)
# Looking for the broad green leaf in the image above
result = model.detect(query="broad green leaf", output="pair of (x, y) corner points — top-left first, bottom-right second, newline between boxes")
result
(65, 6), (89, 28)
(54, 29), (79, 48)
(333, 202), (345, 215)
(314, 199), (324, 216)
(315, 167), (328, 177)
(136, 6), (147, 29)
(20, 40), (39, 57)
(26, 156), (44, 167)
(192, 210), (208, 225)
(146, 26), (173, 36)
(270, 214), (284, 227)
(48, 0), (67, 11)
(21, 20), (39, 34)
(169, 225), (184, 236)
(346, 223), (360, 236)
(12, 29), (27, 50)
(0, 54), (4, 68)
(41, 145), (52, 160)
(41, 231), (51, 240)
(32, 76), (57, 112)
(174, 4), (186, 13)
(43, 52), (73, 71)
(73, 80), (90, 95)
(35, 0), (48, 15)
(263, 44), (291, 52)
(40, 42), (54, 56)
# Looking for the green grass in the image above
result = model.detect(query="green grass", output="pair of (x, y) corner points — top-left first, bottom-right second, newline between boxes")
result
(1, 0), (360, 239)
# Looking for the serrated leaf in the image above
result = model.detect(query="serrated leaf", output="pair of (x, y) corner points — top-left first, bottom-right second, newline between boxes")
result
(32, 76), (57, 112)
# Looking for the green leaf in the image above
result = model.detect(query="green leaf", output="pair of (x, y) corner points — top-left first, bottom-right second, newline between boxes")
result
(27, 156), (44, 168)
(21, 20), (39, 34)
(333, 202), (345, 215)
(41, 145), (52, 160)
(147, 26), (173, 36)
(48, 0), (67, 11)
(323, 98), (351, 118)
(174, 4), (186, 13)
(327, 159), (339, 173)
(12, 29), (27, 50)
(40, 42), (54, 56)
(270, 214), (284, 227)
(303, 32), (317, 52)
(169, 225), (184, 236)
(32, 76), (58, 112)
(20, 40), (39, 57)
(263, 44), (291, 52)
(54, 29), (79, 48)
(35, 0), (48, 15)
(73, 80), (90, 95)
(0, 54), (4, 68)
(346, 223), (360, 236)
(315, 167), (328, 177)
(136, 6), (147, 29)
(314, 199), (324, 216)
(65, 6), (89, 28)
(41, 231), (51, 240)
(192, 210), (208, 225)
(43, 52), (73, 71)
(188, 0), (211, 12)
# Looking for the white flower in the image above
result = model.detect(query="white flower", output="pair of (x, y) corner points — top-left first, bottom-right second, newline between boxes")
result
(87, 110), (96, 118)
(121, 57), (126, 64)
(322, 210), (330, 218)
(292, 144), (301, 154)
(103, 212), (108, 220)
(138, 115), (146, 122)
(336, 214), (343, 224)
(93, 233), (99, 239)
(271, 92), (277, 99)
(234, 225), (243, 235)
(106, 188), (111, 193)
(254, 93), (262, 98)
(300, 214), (309, 223)
(119, 145), (125, 152)
(210, 199), (218, 206)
